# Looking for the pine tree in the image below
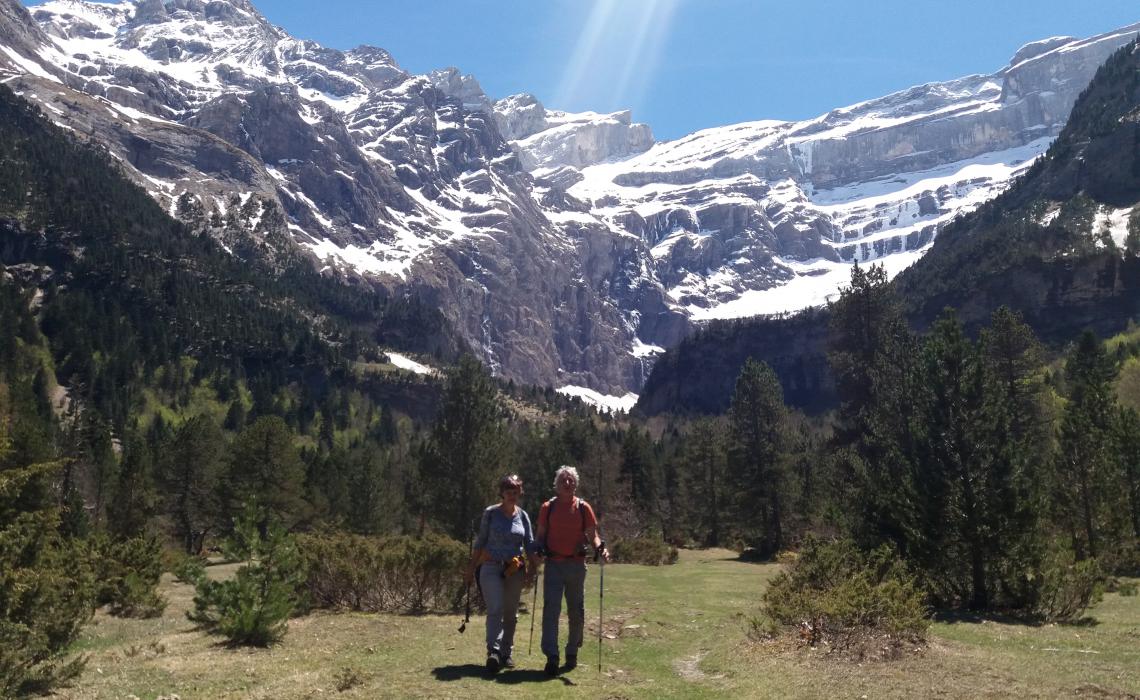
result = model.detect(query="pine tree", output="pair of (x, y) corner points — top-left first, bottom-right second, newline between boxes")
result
(679, 418), (727, 546)
(0, 383), (95, 696)
(619, 428), (658, 525)
(1054, 332), (1126, 560)
(727, 358), (788, 558)
(420, 354), (509, 540)
(920, 309), (1015, 609)
(828, 264), (927, 557)
(159, 416), (225, 553)
(106, 433), (156, 540)
(225, 416), (311, 531)
(976, 307), (1051, 605)
(188, 502), (302, 646)
(1114, 407), (1140, 541)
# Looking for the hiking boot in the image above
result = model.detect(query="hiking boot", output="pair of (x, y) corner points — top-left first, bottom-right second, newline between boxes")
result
(564, 655), (577, 671)
(501, 656), (515, 669)
(485, 652), (501, 674)
(544, 656), (559, 675)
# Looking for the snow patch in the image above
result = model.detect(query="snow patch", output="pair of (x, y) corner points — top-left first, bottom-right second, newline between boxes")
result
(385, 351), (434, 375)
(556, 386), (639, 414)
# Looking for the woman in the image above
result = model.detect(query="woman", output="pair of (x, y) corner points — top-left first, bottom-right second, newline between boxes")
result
(465, 474), (540, 673)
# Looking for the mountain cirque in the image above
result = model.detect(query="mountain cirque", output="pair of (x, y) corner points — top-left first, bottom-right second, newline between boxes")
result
(0, 0), (1136, 396)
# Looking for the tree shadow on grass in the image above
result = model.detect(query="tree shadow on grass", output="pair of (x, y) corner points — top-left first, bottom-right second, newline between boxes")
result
(932, 609), (1099, 628)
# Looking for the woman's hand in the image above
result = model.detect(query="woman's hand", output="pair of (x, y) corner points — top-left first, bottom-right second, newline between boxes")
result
(525, 556), (540, 586)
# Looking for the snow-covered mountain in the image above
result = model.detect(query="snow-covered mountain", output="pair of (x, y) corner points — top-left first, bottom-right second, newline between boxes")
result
(0, 0), (1136, 398)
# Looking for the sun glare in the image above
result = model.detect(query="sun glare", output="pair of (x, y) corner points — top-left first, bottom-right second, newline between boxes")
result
(555, 0), (681, 113)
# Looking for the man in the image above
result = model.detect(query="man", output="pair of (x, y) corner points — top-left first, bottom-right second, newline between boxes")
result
(536, 465), (609, 675)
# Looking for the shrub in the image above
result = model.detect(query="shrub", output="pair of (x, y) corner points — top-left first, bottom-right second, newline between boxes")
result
(89, 534), (167, 618)
(169, 553), (207, 586)
(759, 538), (928, 655)
(1117, 580), (1138, 597)
(609, 537), (679, 566)
(334, 666), (365, 692)
(300, 531), (467, 613)
(1030, 551), (1103, 622)
(187, 504), (304, 646)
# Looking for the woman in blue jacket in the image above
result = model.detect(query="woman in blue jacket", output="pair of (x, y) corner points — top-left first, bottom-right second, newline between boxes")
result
(465, 474), (541, 672)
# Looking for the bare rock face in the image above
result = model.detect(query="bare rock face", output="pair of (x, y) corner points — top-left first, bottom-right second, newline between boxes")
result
(1, 0), (1137, 399)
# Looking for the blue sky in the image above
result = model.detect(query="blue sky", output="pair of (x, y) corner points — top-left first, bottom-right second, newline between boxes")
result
(28, 1), (1140, 140)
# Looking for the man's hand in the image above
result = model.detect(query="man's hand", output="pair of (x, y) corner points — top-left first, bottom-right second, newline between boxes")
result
(595, 541), (610, 563)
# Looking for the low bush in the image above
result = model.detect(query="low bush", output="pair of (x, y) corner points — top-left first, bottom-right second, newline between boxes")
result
(759, 538), (928, 656)
(1117, 580), (1138, 596)
(609, 537), (678, 566)
(300, 531), (466, 613)
(169, 552), (207, 586)
(89, 535), (167, 619)
(188, 505), (304, 646)
(1030, 550), (1103, 622)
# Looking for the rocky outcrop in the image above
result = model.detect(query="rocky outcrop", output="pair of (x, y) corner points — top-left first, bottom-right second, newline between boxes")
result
(2, 0), (1137, 398)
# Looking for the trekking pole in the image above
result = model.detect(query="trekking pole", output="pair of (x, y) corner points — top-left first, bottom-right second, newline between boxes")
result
(459, 515), (476, 634)
(528, 562), (539, 654)
(596, 540), (605, 674)
(596, 463), (604, 675)
(456, 558), (469, 638)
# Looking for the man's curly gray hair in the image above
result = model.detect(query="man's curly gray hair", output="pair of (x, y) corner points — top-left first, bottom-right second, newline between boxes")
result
(552, 465), (580, 490)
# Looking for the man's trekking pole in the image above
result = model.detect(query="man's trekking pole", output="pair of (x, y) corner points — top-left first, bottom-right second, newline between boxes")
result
(596, 539), (605, 674)
(596, 462), (605, 675)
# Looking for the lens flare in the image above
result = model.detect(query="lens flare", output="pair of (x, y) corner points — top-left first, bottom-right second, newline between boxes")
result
(555, 0), (680, 113)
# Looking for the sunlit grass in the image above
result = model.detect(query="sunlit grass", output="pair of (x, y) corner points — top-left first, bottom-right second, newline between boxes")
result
(52, 550), (1140, 699)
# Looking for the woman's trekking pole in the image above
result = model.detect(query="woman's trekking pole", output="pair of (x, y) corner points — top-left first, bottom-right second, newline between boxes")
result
(459, 519), (475, 634)
(459, 581), (471, 633)
(528, 565), (539, 654)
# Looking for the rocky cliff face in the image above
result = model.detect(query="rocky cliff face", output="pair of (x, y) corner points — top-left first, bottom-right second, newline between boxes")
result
(502, 24), (1139, 326)
(639, 39), (1140, 415)
(0, 0), (1135, 398)
(0, 0), (685, 395)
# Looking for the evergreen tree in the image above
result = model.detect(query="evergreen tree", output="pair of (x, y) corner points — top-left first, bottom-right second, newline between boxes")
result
(1054, 332), (1126, 560)
(828, 264), (927, 556)
(420, 354), (508, 540)
(679, 418), (727, 546)
(0, 384), (95, 696)
(1114, 407), (1140, 541)
(106, 433), (156, 540)
(188, 502), (302, 646)
(159, 416), (225, 553)
(919, 310), (1014, 608)
(976, 307), (1051, 604)
(727, 359), (788, 557)
(619, 428), (658, 526)
(225, 416), (311, 531)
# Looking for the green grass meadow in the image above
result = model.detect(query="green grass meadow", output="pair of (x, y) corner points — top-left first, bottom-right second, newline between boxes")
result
(52, 549), (1140, 699)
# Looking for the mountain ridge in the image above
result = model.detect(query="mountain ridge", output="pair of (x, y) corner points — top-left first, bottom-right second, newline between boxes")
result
(1, 0), (1136, 399)
(638, 38), (1140, 416)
